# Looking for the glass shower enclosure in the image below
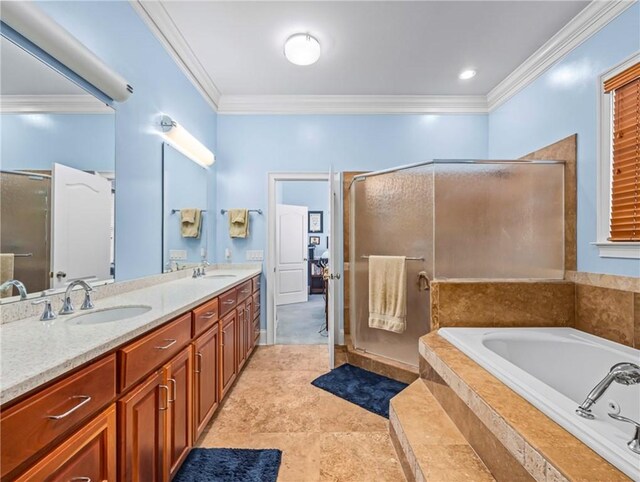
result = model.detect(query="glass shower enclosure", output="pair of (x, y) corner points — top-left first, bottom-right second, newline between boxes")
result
(349, 160), (565, 367)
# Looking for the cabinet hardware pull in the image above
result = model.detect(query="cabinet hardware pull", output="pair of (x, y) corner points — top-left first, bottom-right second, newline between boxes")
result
(201, 311), (216, 319)
(159, 385), (169, 411)
(70, 478), (92, 482)
(195, 352), (203, 373)
(46, 395), (91, 420)
(241, 289), (249, 294)
(222, 300), (235, 305)
(155, 339), (177, 350)
(168, 378), (177, 403)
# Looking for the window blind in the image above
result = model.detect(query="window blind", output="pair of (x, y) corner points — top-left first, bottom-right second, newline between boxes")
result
(607, 63), (640, 241)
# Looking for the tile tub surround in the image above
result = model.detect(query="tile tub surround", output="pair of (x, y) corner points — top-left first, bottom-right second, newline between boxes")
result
(430, 280), (576, 330)
(389, 380), (495, 482)
(0, 263), (261, 325)
(419, 333), (629, 482)
(0, 266), (261, 406)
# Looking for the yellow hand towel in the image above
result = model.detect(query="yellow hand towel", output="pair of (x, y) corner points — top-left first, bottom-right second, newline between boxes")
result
(0, 254), (15, 298)
(368, 255), (407, 333)
(181, 208), (202, 238)
(228, 208), (249, 238)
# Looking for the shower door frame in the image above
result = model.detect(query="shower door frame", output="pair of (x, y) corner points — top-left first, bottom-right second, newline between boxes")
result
(266, 172), (344, 361)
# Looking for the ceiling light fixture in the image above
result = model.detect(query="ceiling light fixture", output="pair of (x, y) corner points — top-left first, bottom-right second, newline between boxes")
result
(284, 33), (321, 66)
(459, 69), (477, 80)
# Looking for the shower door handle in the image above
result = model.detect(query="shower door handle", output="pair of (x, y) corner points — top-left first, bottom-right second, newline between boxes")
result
(417, 271), (430, 291)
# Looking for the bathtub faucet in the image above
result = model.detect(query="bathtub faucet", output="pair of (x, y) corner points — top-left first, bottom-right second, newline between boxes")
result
(576, 362), (640, 420)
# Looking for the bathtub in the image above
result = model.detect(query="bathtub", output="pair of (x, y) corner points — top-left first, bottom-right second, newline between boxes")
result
(438, 327), (640, 480)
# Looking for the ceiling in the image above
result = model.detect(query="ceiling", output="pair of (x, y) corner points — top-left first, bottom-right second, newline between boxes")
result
(159, 1), (589, 97)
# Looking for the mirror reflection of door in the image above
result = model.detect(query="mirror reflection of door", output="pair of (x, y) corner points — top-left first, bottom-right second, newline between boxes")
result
(0, 35), (115, 300)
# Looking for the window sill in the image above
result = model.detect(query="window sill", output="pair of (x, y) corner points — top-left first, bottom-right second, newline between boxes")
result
(592, 242), (640, 259)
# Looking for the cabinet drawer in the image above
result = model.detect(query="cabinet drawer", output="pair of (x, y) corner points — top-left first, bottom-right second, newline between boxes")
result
(15, 404), (116, 482)
(1, 355), (116, 478)
(252, 292), (260, 320)
(192, 297), (219, 337)
(118, 313), (191, 391)
(252, 275), (260, 293)
(219, 289), (237, 317)
(236, 281), (252, 303)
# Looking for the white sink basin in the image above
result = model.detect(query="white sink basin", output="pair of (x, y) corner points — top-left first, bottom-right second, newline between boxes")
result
(67, 305), (152, 325)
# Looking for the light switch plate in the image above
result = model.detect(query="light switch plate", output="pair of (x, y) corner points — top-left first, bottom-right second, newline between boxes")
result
(246, 250), (264, 261)
(169, 249), (187, 260)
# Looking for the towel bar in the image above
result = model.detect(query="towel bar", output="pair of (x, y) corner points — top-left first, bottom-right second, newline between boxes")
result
(361, 255), (424, 261)
(220, 209), (263, 215)
(14, 253), (33, 258)
(170, 209), (207, 215)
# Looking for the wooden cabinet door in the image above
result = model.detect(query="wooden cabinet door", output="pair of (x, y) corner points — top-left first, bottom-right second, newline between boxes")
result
(164, 346), (193, 479)
(118, 370), (166, 482)
(193, 325), (219, 442)
(245, 299), (254, 356)
(236, 303), (247, 370)
(220, 311), (237, 398)
(16, 405), (116, 482)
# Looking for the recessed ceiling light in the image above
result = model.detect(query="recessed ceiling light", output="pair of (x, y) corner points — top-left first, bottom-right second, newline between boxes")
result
(284, 33), (321, 66)
(459, 69), (477, 80)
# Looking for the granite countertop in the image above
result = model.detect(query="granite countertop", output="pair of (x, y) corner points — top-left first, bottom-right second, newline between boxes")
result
(0, 267), (261, 405)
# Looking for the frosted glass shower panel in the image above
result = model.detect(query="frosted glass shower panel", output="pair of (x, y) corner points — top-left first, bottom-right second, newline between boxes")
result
(432, 162), (564, 279)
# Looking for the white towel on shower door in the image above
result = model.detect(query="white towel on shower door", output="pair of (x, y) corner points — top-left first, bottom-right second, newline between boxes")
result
(368, 255), (407, 333)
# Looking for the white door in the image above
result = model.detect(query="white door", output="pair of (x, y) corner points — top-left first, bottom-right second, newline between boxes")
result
(275, 204), (308, 306)
(51, 163), (112, 289)
(326, 167), (339, 368)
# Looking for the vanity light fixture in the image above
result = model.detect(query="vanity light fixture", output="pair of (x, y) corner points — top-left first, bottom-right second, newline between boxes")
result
(459, 69), (477, 80)
(284, 33), (321, 66)
(160, 115), (215, 167)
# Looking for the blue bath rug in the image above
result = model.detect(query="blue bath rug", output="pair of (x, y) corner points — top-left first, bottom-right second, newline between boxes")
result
(311, 363), (408, 418)
(173, 448), (282, 482)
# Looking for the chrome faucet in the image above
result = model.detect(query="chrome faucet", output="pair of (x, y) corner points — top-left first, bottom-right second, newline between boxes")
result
(576, 362), (640, 419)
(608, 412), (640, 454)
(0, 279), (28, 300)
(32, 298), (56, 321)
(59, 280), (94, 315)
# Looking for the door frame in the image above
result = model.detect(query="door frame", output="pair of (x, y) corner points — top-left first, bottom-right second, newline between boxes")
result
(267, 172), (342, 347)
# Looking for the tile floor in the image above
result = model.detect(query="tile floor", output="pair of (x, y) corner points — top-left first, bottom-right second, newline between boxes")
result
(197, 345), (406, 481)
(276, 295), (328, 345)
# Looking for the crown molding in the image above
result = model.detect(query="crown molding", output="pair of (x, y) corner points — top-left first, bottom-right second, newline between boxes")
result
(217, 95), (489, 114)
(129, 0), (221, 110)
(487, 0), (635, 111)
(0, 95), (113, 113)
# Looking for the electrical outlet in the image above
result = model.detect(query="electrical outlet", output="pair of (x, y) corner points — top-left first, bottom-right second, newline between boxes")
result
(246, 250), (264, 261)
(169, 249), (187, 260)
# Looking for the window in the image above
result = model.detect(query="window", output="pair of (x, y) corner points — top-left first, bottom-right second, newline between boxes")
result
(605, 62), (640, 241)
(596, 55), (640, 259)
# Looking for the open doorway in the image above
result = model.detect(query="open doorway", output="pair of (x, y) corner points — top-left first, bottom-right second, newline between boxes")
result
(274, 179), (329, 344)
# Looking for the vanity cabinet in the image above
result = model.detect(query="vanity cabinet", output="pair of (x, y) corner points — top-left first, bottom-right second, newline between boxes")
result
(15, 404), (116, 482)
(220, 309), (237, 398)
(118, 369), (166, 482)
(192, 324), (219, 441)
(0, 354), (116, 479)
(2, 273), (261, 481)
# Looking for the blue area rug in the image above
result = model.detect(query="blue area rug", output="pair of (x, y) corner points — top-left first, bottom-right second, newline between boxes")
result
(174, 448), (282, 482)
(311, 363), (408, 418)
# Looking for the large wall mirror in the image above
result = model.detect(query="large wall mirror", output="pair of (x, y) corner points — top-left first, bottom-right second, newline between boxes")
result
(0, 35), (115, 303)
(162, 143), (210, 272)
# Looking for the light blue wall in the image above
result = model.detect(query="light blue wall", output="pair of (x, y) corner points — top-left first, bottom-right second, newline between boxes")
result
(36, 1), (218, 281)
(488, 4), (640, 277)
(216, 114), (488, 266)
(280, 180), (329, 258)
(162, 143), (210, 268)
(1, 113), (115, 172)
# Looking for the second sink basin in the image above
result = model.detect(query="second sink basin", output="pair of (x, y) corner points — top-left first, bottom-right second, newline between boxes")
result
(67, 305), (152, 325)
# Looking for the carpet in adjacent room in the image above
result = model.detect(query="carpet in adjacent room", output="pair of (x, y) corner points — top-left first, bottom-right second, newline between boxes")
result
(311, 363), (408, 418)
